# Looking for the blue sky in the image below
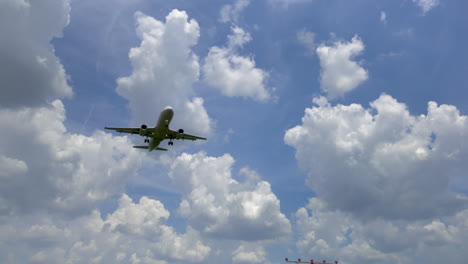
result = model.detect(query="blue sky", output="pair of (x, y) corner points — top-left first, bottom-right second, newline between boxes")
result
(1, 0), (468, 263)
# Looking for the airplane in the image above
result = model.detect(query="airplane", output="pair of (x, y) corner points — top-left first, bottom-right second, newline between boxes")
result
(105, 106), (206, 151)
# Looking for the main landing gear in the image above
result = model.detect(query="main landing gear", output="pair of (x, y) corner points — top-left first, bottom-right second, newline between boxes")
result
(144, 138), (149, 143)
(168, 141), (174, 146)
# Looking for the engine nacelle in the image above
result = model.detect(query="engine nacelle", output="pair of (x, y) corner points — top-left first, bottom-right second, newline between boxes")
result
(140, 124), (148, 136)
(175, 129), (184, 139)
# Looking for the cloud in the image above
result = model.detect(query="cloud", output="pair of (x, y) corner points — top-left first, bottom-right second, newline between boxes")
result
(232, 244), (269, 264)
(0, 0), (73, 108)
(220, 0), (251, 23)
(203, 27), (271, 102)
(380, 11), (387, 24)
(0, 100), (206, 262)
(116, 10), (211, 136)
(0, 100), (146, 216)
(295, 198), (468, 264)
(1, 195), (210, 263)
(413, 0), (440, 13)
(169, 152), (291, 241)
(0, 4), (231, 264)
(106, 194), (211, 262)
(297, 29), (316, 56)
(285, 94), (468, 221)
(316, 35), (368, 99)
(0, 155), (28, 179)
(268, 0), (313, 8)
(295, 198), (401, 264)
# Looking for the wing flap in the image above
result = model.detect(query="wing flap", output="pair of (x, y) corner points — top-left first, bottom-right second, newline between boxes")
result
(166, 129), (207, 141)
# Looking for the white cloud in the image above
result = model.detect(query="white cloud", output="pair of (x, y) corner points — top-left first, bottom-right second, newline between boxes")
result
(220, 0), (251, 23)
(0, 155), (28, 179)
(106, 194), (170, 237)
(295, 198), (468, 264)
(0, 100), (145, 215)
(228, 26), (253, 48)
(316, 35), (368, 99)
(0, 4), (213, 264)
(295, 198), (402, 264)
(380, 11), (387, 24)
(232, 244), (269, 264)
(297, 29), (316, 56)
(169, 152), (291, 241)
(106, 194), (211, 262)
(0, 0), (73, 108)
(413, 0), (440, 13)
(203, 27), (271, 102)
(0, 195), (210, 263)
(285, 94), (468, 220)
(116, 10), (211, 136)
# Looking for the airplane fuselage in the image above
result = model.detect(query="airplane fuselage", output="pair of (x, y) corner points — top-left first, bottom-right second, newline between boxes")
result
(148, 106), (174, 151)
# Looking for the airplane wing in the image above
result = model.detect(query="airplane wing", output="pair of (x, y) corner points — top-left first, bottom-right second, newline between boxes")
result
(166, 129), (207, 141)
(104, 127), (154, 135)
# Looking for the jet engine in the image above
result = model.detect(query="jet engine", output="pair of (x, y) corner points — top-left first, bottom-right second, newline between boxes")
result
(140, 124), (148, 136)
(176, 129), (184, 139)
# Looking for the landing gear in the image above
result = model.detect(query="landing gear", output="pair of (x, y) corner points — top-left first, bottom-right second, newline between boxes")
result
(168, 141), (174, 146)
(144, 138), (149, 143)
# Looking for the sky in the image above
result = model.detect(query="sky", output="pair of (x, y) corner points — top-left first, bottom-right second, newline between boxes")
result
(0, 0), (467, 263)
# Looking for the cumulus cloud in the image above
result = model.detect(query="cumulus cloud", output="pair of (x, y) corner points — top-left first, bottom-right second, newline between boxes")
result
(285, 94), (468, 220)
(0, 155), (28, 179)
(220, 0), (250, 23)
(116, 10), (211, 136)
(295, 198), (468, 264)
(1, 195), (210, 263)
(0, 0), (73, 108)
(0, 4), (212, 263)
(232, 244), (269, 264)
(106, 194), (211, 262)
(0, 100), (145, 215)
(203, 26), (272, 102)
(295, 198), (401, 264)
(0, 100), (215, 263)
(316, 35), (368, 99)
(169, 152), (291, 241)
(413, 0), (440, 13)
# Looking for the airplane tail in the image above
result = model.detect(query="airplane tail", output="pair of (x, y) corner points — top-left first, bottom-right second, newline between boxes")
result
(133, 146), (149, 149)
(133, 146), (167, 151)
(155, 147), (168, 151)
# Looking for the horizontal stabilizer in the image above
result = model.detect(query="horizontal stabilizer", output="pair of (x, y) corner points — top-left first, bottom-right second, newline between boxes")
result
(156, 147), (168, 151)
(133, 146), (149, 149)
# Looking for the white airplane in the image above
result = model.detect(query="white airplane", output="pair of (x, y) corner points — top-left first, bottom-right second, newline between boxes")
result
(105, 106), (206, 151)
